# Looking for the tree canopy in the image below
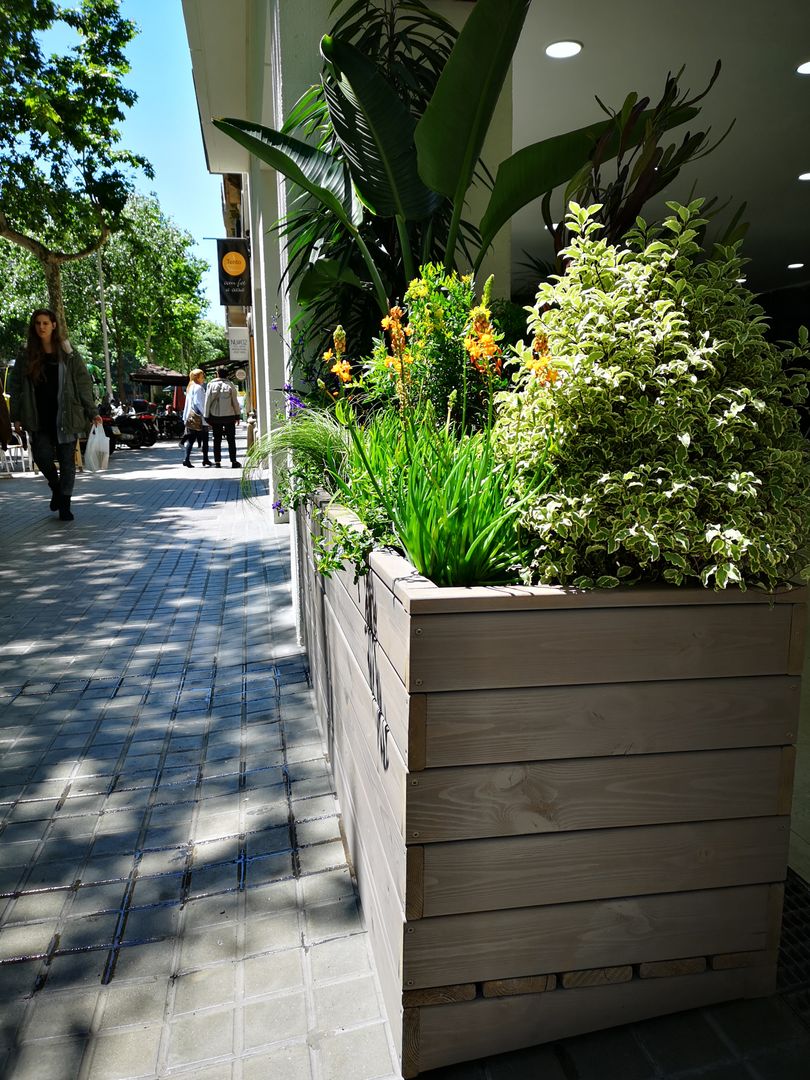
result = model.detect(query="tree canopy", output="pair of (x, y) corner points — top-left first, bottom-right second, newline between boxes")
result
(0, 0), (151, 329)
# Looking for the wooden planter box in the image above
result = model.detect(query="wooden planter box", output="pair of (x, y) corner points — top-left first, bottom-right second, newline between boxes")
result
(296, 499), (805, 1077)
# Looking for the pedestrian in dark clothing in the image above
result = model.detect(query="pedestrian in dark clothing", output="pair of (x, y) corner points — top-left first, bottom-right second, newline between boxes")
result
(7, 308), (102, 521)
(204, 366), (242, 468)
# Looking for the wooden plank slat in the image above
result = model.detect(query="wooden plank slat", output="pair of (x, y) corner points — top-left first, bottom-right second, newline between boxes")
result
(710, 950), (776, 970)
(409, 605), (794, 692)
(423, 676), (799, 768)
(420, 817), (790, 915)
(403, 1008), (420, 1080)
(397, 580), (806, 614)
(407, 749), (785, 843)
(403, 884), (771, 989)
(403, 984), (476, 1006)
(415, 966), (775, 1074)
(408, 694), (427, 772)
(561, 966), (632, 988)
(406, 847), (424, 921)
(788, 602), (807, 675)
(639, 958), (707, 978)
(482, 974), (557, 997)
(325, 601), (408, 846)
(322, 565), (411, 765)
(334, 752), (404, 1057)
(778, 747), (797, 815)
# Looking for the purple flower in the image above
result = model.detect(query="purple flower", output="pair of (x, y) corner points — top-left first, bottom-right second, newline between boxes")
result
(271, 308), (280, 332)
(272, 499), (285, 513)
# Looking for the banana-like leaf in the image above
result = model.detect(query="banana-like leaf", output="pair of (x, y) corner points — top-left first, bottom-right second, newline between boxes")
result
(414, 0), (531, 209)
(476, 105), (699, 268)
(212, 118), (355, 226)
(297, 257), (367, 305)
(320, 35), (442, 222)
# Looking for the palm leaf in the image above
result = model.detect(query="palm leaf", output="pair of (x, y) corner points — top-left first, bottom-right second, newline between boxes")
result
(320, 35), (442, 222)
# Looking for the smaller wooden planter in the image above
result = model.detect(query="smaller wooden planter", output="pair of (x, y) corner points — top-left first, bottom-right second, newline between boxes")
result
(296, 499), (805, 1077)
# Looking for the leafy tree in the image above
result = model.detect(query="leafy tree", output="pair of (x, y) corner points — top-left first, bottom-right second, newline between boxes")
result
(0, 195), (209, 392)
(64, 195), (208, 385)
(0, 0), (151, 333)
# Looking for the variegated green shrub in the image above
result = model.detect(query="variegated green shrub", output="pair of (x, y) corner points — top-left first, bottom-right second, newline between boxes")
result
(495, 201), (810, 589)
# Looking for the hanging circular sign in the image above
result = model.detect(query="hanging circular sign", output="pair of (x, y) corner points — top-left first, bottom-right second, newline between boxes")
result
(221, 251), (247, 276)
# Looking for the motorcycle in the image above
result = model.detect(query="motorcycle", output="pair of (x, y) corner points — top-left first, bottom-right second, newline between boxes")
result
(104, 405), (151, 450)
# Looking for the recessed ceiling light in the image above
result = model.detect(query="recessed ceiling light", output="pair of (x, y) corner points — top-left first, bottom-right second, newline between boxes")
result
(787, 262), (805, 270)
(800, 173), (810, 181)
(545, 41), (582, 59)
(797, 61), (810, 74)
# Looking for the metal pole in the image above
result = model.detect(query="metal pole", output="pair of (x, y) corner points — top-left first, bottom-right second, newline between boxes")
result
(97, 250), (113, 401)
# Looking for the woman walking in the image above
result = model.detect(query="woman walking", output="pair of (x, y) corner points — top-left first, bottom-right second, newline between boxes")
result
(181, 369), (212, 468)
(8, 308), (102, 521)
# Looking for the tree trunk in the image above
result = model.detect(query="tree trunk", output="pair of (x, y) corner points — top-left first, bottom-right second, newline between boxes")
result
(114, 329), (126, 400)
(40, 255), (67, 339)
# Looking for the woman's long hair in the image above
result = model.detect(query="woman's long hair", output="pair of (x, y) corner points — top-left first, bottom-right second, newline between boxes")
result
(25, 308), (64, 383)
(186, 368), (205, 395)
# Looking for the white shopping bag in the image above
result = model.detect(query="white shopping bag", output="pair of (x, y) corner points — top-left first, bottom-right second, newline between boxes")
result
(84, 423), (110, 471)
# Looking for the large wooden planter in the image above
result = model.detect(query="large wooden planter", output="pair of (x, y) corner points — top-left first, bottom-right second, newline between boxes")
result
(296, 499), (805, 1077)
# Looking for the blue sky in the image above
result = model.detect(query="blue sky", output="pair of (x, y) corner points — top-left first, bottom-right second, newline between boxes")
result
(117, 1), (224, 323)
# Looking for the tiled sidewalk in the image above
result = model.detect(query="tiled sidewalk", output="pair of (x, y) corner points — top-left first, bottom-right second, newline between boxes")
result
(0, 440), (398, 1080)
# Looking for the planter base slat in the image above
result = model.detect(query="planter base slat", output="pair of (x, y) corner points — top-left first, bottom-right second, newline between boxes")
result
(409, 966), (776, 1076)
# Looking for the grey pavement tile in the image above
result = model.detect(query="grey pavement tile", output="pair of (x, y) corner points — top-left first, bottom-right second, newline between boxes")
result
(69, 881), (128, 917)
(0, 958), (41, 999)
(112, 940), (175, 981)
(242, 909), (301, 958)
(295, 816), (342, 847)
(248, 853), (294, 888)
(559, 1027), (656, 1080)
(8, 1035), (88, 1080)
(243, 990), (308, 1049)
(634, 1010), (736, 1073)
(178, 923), (239, 972)
(4, 888), (70, 923)
(122, 903), (181, 942)
(188, 862), (239, 897)
(59, 911), (119, 950)
(314, 975), (381, 1031)
(23, 857), (84, 890)
(707, 998), (810, 1055)
(0, 839), (44, 869)
(243, 947), (304, 999)
(167, 1008), (234, 1068)
(168, 1061), (234, 1080)
(242, 1042), (312, 1080)
(317, 1023), (395, 1080)
(84, 1024), (162, 1080)
(244, 880), (298, 919)
(98, 982), (168, 1029)
(0, 920), (59, 960)
(24, 988), (99, 1039)
(173, 964), (237, 1014)
(310, 935), (372, 984)
(181, 892), (239, 932)
(484, 1043), (569, 1080)
(127, 872), (184, 907)
(245, 824), (290, 857)
(300, 869), (356, 907)
(749, 1043), (810, 1079)
(298, 841), (349, 878)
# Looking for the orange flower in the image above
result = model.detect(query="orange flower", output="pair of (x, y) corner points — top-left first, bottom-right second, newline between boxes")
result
(322, 348), (334, 362)
(525, 356), (559, 385)
(465, 305), (502, 377)
(330, 358), (352, 384)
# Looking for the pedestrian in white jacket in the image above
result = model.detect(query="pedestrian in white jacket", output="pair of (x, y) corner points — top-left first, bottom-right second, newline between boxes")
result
(181, 369), (213, 467)
(204, 366), (241, 468)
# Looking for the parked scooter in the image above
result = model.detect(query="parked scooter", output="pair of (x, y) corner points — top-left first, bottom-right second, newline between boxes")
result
(104, 404), (150, 450)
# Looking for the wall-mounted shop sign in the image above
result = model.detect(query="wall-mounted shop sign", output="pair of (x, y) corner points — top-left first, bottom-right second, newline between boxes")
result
(217, 238), (251, 306)
(228, 327), (250, 368)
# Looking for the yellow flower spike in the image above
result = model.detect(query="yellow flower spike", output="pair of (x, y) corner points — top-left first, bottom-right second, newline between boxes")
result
(333, 325), (347, 356)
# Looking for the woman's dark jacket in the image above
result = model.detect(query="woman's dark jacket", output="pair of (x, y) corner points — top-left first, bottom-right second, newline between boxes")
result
(7, 343), (97, 436)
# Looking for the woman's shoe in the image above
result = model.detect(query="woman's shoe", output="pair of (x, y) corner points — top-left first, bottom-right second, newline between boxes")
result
(202, 459), (213, 467)
(183, 459), (194, 468)
(58, 498), (74, 522)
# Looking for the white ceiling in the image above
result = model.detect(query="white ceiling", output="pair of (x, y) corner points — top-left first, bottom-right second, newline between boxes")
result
(510, 0), (810, 295)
